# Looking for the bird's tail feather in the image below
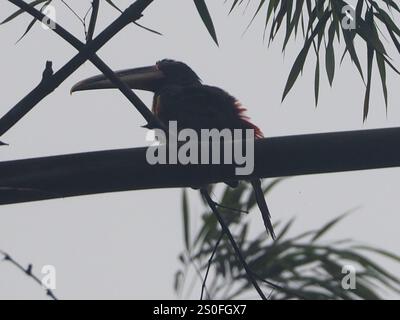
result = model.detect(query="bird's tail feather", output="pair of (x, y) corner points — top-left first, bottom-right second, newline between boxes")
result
(251, 179), (276, 240)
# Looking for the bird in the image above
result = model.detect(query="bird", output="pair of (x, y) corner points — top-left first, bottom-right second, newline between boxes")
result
(71, 59), (276, 239)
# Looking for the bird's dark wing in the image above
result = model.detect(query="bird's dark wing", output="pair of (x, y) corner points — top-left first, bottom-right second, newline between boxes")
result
(155, 85), (263, 137)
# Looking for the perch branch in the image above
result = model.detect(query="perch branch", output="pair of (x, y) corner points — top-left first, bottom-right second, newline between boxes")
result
(0, 127), (399, 205)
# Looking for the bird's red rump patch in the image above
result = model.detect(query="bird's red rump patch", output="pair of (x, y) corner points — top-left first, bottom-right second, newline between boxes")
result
(234, 101), (264, 139)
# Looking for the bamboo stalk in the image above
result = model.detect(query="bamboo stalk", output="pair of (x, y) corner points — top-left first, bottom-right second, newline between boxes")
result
(0, 127), (399, 205)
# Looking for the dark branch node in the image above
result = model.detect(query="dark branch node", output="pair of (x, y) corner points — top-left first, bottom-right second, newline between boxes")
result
(42, 61), (54, 81)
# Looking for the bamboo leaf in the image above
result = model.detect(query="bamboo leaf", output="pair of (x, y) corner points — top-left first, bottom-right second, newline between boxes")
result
(376, 52), (388, 109)
(1, 0), (48, 25)
(193, 0), (219, 46)
(229, 0), (241, 14)
(105, 0), (122, 13)
(174, 270), (184, 293)
(363, 9), (375, 121)
(353, 246), (400, 263)
(246, 178), (284, 211)
(314, 53), (320, 106)
(311, 211), (350, 242)
(282, 10), (330, 101)
(16, 17), (37, 43)
(326, 22), (336, 86)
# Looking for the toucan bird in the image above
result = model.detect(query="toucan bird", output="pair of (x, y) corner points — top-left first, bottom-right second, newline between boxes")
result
(71, 59), (275, 239)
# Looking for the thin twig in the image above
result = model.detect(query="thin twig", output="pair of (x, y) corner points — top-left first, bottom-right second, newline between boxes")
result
(106, 0), (162, 35)
(200, 188), (267, 300)
(60, 0), (84, 24)
(188, 257), (211, 300)
(0, 250), (57, 300)
(214, 202), (249, 214)
(133, 21), (162, 35)
(253, 273), (308, 300)
(267, 288), (275, 300)
(200, 232), (224, 300)
(87, 0), (100, 42)
(82, 5), (93, 40)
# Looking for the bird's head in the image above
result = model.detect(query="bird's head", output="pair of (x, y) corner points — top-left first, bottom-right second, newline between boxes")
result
(70, 59), (201, 94)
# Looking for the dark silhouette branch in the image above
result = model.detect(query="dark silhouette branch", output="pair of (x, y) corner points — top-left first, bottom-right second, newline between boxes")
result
(87, 0), (100, 42)
(105, 0), (162, 36)
(0, 250), (57, 300)
(200, 232), (224, 300)
(200, 189), (267, 300)
(0, 127), (399, 205)
(1, 0), (165, 139)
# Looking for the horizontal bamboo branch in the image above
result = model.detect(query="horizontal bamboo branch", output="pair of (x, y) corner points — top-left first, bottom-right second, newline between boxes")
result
(0, 127), (399, 205)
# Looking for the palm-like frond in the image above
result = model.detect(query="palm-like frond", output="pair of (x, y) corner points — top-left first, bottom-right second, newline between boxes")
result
(197, 0), (400, 119)
(176, 181), (400, 299)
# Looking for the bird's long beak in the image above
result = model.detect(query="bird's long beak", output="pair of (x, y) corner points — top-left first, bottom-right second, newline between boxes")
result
(70, 65), (165, 94)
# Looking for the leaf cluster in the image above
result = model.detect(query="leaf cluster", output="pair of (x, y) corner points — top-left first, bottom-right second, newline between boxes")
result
(176, 181), (400, 299)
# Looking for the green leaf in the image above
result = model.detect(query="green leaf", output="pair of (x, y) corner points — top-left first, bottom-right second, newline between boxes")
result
(174, 270), (184, 293)
(363, 9), (375, 121)
(352, 246), (400, 263)
(326, 22), (336, 86)
(282, 47), (308, 101)
(311, 211), (351, 242)
(105, 0), (122, 13)
(245, 178), (284, 211)
(14, 0), (52, 43)
(193, 0), (219, 46)
(357, 20), (386, 56)
(331, 0), (365, 82)
(16, 17), (37, 43)
(340, 29), (365, 82)
(282, 10), (330, 101)
(282, 0), (305, 51)
(269, 0), (288, 42)
(382, 0), (400, 13)
(314, 53), (320, 106)
(229, 0), (241, 14)
(275, 218), (295, 241)
(179, 183), (400, 299)
(244, 0), (266, 31)
(376, 52), (388, 109)
(265, 0), (279, 29)
(1, 0), (48, 25)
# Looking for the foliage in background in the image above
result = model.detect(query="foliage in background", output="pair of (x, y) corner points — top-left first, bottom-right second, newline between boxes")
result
(2, 0), (400, 300)
(3, 0), (400, 118)
(176, 181), (400, 299)
(201, 0), (400, 119)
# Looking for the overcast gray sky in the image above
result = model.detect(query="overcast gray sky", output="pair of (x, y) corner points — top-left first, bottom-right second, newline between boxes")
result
(0, 0), (399, 299)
